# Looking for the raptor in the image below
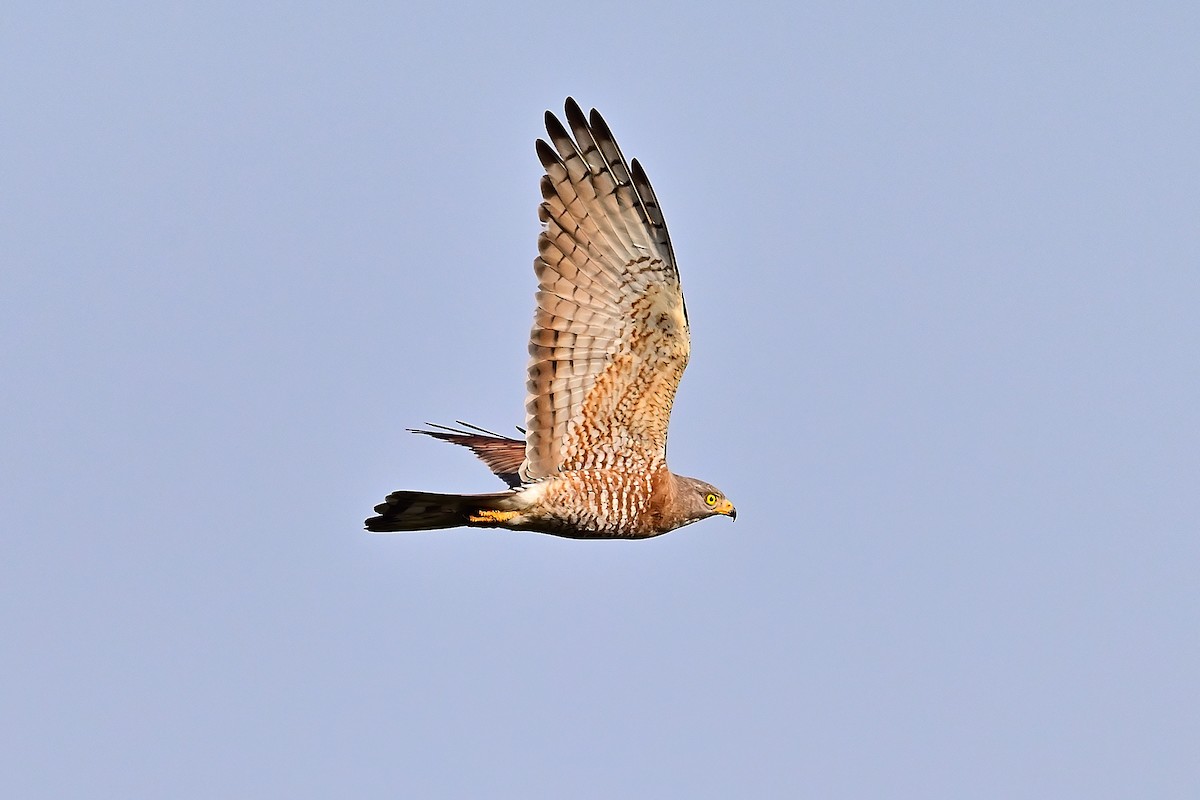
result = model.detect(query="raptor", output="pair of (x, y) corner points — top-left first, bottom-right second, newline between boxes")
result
(365, 99), (735, 539)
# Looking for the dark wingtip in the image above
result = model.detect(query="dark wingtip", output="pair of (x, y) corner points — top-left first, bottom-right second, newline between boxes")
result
(589, 106), (614, 141)
(535, 138), (560, 168)
(563, 97), (587, 129)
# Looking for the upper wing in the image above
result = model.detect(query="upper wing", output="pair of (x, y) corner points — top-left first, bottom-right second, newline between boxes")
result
(521, 98), (690, 482)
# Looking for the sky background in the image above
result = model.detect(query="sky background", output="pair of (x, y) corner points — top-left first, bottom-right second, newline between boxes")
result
(3, 2), (1198, 797)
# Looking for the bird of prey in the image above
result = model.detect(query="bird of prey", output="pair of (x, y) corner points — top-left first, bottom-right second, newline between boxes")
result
(365, 98), (735, 539)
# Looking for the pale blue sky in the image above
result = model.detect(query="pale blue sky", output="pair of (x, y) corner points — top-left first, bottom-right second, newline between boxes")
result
(3, 2), (1198, 797)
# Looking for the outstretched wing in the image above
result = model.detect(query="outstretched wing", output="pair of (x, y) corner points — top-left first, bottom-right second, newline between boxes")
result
(411, 422), (526, 488)
(521, 98), (690, 482)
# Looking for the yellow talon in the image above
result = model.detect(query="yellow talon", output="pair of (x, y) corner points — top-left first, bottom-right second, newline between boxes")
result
(468, 509), (519, 524)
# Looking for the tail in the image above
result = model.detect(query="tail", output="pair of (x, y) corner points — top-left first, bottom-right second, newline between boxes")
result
(365, 490), (520, 533)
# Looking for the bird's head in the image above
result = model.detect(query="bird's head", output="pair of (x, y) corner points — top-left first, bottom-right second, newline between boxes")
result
(674, 475), (737, 524)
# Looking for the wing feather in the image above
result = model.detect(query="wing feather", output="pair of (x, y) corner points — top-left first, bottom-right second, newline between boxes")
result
(521, 99), (690, 481)
(411, 423), (526, 488)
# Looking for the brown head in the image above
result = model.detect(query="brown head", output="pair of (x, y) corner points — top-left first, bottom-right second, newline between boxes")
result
(666, 474), (736, 530)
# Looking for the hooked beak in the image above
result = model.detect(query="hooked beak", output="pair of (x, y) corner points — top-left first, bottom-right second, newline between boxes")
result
(715, 499), (737, 520)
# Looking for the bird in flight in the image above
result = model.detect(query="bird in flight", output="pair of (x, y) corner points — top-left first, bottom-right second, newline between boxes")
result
(365, 98), (735, 539)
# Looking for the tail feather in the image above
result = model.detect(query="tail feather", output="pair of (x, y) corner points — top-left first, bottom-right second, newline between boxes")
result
(365, 490), (518, 533)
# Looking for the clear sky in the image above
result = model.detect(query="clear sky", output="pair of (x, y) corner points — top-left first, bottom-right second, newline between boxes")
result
(3, 2), (1197, 797)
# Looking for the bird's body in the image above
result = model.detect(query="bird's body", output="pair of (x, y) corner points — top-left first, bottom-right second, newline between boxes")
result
(366, 99), (735, 539)
(369, 467), (725, 540)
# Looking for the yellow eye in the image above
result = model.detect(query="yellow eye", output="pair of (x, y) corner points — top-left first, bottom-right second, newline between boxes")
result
(705, 493), (718, 506)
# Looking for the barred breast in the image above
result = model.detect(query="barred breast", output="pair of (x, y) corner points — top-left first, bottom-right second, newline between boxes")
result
(516, 468), (661, 538)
